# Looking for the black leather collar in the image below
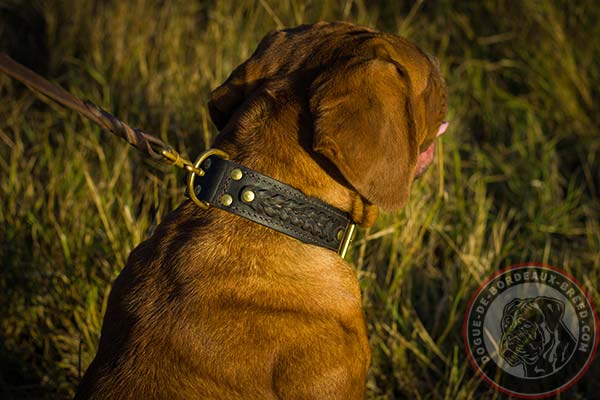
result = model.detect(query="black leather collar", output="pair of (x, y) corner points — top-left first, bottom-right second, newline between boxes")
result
(187, 155), (355, 255)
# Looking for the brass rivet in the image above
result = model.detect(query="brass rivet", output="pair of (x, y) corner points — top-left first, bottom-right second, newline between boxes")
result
(220, 194), (233, 206)
(230, 168), (243, 181)
(336, 229), (345, 241)
(242, 190), (255, 203)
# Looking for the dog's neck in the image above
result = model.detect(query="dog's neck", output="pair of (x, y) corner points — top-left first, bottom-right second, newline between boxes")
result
(212, 95), (378, 228)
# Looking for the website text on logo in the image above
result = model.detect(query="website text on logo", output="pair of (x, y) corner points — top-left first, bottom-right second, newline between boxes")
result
(463, 263), (599, 398)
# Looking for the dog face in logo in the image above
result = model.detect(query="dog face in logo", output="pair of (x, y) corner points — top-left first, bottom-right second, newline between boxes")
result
(499, 296), (576, 377)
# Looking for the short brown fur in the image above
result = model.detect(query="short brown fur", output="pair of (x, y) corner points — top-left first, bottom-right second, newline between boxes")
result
(76, 22), (447, 399)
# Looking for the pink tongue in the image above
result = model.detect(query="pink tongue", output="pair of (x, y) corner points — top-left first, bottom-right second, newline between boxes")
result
(415, 141), (435, 177)
(414, 121), (448, 177)
(438, 121), (448, 136)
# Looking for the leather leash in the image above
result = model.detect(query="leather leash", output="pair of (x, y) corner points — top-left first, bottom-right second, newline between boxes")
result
(0, 54), (356, 257)
(0, 53), (197, 173)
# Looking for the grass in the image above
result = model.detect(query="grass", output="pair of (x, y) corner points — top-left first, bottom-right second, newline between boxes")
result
(1, 0), (599, 398)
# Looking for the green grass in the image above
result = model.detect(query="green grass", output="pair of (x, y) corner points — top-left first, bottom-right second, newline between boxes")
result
(1, 0), (599, 398)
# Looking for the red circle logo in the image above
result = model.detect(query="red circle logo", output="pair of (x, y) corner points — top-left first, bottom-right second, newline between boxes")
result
(463, 263), (599, 398)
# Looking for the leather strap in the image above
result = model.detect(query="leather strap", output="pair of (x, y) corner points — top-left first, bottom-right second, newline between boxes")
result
(188, 156), (354, 253)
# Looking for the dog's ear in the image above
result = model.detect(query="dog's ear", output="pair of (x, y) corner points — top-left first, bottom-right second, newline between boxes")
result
(535, 296), (565, 331)
(208, 62), (263, 131)
(309, 59), (419, 210)
(501, 298), (523, 332)
(208, 31), (283, 130)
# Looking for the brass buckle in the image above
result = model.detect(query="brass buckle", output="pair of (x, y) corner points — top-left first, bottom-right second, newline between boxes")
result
(337, 223), (356, 258)
(186, 148), (230, 209)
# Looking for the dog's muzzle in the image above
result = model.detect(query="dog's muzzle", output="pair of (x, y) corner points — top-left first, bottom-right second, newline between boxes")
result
(500, 322), (545, 366)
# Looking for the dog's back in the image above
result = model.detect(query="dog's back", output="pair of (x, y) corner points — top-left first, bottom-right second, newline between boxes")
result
(76, 204), (370, 399)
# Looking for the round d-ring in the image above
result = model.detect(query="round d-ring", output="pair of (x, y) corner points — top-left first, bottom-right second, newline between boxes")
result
(186, 148), (230, 209)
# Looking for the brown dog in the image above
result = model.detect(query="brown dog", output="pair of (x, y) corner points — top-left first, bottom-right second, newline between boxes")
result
(75, 22), (447, 399)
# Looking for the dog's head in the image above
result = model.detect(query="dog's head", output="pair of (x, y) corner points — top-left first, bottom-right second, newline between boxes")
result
(499, 297), (566, 368)
(209, 22), (448, 211)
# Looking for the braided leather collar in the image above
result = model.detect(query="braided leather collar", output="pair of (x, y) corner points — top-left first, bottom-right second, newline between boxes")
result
(187, 155), (355, 254)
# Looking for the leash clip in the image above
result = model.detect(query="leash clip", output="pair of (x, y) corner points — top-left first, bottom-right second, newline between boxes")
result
(186, 148), (230, 209)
